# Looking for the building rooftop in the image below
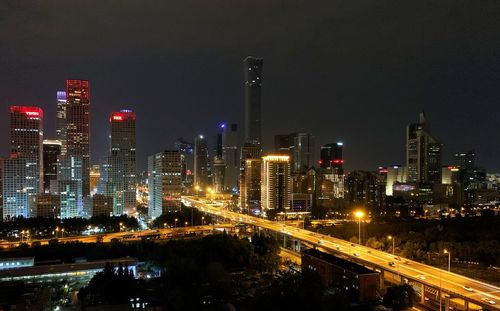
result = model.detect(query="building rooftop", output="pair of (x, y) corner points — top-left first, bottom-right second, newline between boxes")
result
(302, 248), (377, 275)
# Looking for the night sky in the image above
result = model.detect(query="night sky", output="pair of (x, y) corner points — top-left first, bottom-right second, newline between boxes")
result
(1, 1), (500, 172)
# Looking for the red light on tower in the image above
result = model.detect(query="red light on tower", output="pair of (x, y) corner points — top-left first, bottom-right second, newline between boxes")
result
(110, 110), (136, 122)
(10, 106), (43, 118)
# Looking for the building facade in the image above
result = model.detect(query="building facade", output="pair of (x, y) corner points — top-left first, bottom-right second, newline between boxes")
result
(222, 123), (239, 192)
(194, 135), (209, 189)
(240, 158), (261, 214)
(42, 140), (61, 194)
(261, 155), (291, 217)
(244, 56), (263, 145)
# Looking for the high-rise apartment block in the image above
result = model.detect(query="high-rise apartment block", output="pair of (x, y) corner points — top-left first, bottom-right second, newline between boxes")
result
(240, 158), (261, 214)
(292, 133), (315, 173)
(56, 91), (67, 155)
(320, 142), (344, 174)
(261, 155), (291, 217)
(222, 123), (239, 192)
(148, 151), (183, 219)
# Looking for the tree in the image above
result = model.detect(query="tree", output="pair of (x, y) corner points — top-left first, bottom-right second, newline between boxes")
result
(383, 284), (415, 311)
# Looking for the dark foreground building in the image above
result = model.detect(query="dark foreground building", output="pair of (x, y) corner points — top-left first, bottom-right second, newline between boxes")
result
(301, 249), (380, 303)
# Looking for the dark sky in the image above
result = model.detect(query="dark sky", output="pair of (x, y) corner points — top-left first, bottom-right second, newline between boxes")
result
(1, 0), (500, 172)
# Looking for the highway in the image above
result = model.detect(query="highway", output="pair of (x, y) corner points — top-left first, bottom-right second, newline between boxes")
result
(0, 224), (235, 248)
(183, 196), (500, 310)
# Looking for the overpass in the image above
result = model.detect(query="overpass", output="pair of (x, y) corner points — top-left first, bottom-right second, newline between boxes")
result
(182, 196), (500, 310)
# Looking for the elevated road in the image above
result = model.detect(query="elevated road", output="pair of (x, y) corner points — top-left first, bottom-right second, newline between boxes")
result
(183, 196), (500, 310)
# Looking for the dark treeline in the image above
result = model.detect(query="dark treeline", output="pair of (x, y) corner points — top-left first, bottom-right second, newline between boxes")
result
(150, 206), (213, 228)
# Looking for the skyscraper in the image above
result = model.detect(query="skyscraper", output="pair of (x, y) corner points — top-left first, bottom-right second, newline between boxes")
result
(57, 155), (83, 218)
(42, 140), (61, 194)
(194, 135), (209, 189)
(406, 112), (442, 184)
(320, 142), (344, 174)
(222, 123), (239, 192)
(3, 106), (44, 219)
(244, 56), (263, 145)
(148, 150), (183, 219)
(240, 158), (261, 214)
(56, 91), (67, 155)
(261, 155), (291, 217)
(292, 133), (316, 173)
(110, 110), (137, 215)
(65, 79), (91, 196)
(274, 134), (292, 155)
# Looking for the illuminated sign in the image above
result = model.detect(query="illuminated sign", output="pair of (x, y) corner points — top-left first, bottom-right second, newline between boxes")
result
(110, 111), (136, 122)
(10, 106), (43, 119)
(113, 115), (123, 121)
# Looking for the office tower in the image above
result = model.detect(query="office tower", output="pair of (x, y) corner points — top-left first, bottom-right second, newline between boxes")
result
(292, 133), (316, 173)
(240, 142), (261, 161)
(222, 123), (239, 192)
(244, 56), (263, 145)
(442, 165), (459, 185)
(3, 106), (44, 219)
(148, 151), (183, 219)
(110, 110), (137, 215)
(175, 137), (194, 178)
(261, 155), (291, 217)
(92, 194), (113, 217)
(194, 135), (209, 189)
(89, 165), (100, 195)
(455, 150), (475, 172)
(274, 134), (292, 155)
(212, 157), (225, 193)
(406, 112), (442, 184)
(320, 142), (344, 174)
(240, 158), (261, 214)
(43, 140), (61, 194)
(345, 171), (379, 207)
(36, 194), (60, 218)
(65, 79), (91, 196)
(384, 165), (407, 196)
(9, 106), (44, 191)
(57, 155), (83, 218)
(56, 91), (67, 155)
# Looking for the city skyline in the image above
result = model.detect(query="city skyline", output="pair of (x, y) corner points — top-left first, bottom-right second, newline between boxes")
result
(1, 1), (499, 172)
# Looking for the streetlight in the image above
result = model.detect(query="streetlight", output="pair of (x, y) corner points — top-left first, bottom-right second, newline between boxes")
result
(61, 228), (65, 238)
(388, 235), (395, 256)
(194, 185), (200, 197)
(174, 218), (178, 228)
(184, 221), (188, 228)
(119, 222), (123, 232)
(354, 210), (365, 245)
(163, 222), (167, 229)
(444, 249), (451, 272)
(55, 227), (59, 238)
(201, 216), (205, 226)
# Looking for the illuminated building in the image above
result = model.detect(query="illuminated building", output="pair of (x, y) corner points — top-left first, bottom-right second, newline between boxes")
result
(55, 91), (67, 155)
(57, 155), (83, 218)
(42, 140), (61, 194)
(0, 158), (3, 217)
(194, 135), (209, 189)
(320, 142), (344, 174)
(261, 155), (291, 216)
(406, 112), (442, 184)
(244, 56), (263, 145)
(384, 165), (407, 196)
(109, 110), (137, 215)
(65, 79), (91, 196)
(3, 106), (43, 218)
(274, 134), (292, 155)
(148, 150), (183, 219)
(175, 137), (194, 182)
(239, 158), (261, 213)
(221, 123), (239, 192)
(292, 133), (316, 173)
(89, 165), (100, 195)
(345, 171), (379, 208)
(240, 142), (261, 161)
(36, 194), (60, 218)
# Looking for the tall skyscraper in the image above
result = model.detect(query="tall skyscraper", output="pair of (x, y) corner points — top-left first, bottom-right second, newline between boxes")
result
(406, 112), (442, 184)
(57, 155), (83, 218)
(212, 157), (225, 193)
(320, 142), (344, 174)
(274, 134), (292, 155)
(3, 106), (44, 219)
(240, 158), (261, 214)
(194, 135), (209, 189)
(110, 110), (137, 215)
(42, 140), (61, 194)
(384, 165), (407, 196)
(222, 123), (239, 192)
(148, 150), (183, 219)
(244, 56), (263, 145)
(292, 133), (316, 173)
(261, 155), (291, 217)
(65, 79), (90, 196)
(56, 91), (67, 155)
